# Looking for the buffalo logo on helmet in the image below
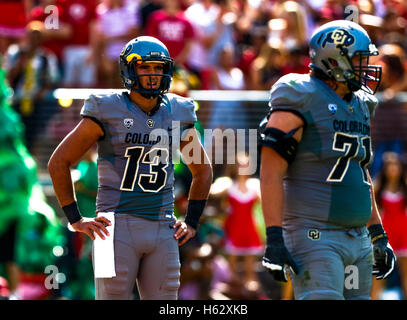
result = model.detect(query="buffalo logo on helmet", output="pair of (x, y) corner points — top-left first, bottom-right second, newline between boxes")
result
(322, 28), (355, 48)
(126, 53), (142, 64)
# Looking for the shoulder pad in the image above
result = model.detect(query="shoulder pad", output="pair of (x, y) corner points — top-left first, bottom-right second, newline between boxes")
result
(164, 93), (197, 124)
(81, 94), (101, 120)
(268, 73), (312, 125)
(80, 92), (122, 122)
(269, 74), (314, 109)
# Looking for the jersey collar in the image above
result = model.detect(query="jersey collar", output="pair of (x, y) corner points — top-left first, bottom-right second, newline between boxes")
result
(123, 92), (162, 116)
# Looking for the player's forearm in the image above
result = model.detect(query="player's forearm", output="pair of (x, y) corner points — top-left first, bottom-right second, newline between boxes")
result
(188, 163), (213, 200)
(368, 206), (382, 228)
(48, 155), (76, 207)
(260, 148), (287, 227)
(367, 171), (382, 227)
(183, 162), (212, 230)
(181, 131), (213, 200)
(260, 170), (285, 227)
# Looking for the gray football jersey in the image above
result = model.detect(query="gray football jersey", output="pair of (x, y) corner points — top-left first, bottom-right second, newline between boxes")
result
(80, 92), (197, 220)
(266, 73), (378, 230)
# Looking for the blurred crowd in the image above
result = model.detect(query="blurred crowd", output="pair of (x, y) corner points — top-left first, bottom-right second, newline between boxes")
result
(1, 0), (407, 90)
(1, 0), (407, 148)
(1, 0), (407, 300)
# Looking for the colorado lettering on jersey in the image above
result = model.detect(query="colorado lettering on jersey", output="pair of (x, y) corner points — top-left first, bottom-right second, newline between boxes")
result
(333, 120), (370, 135)
(124, 132), (173, 146)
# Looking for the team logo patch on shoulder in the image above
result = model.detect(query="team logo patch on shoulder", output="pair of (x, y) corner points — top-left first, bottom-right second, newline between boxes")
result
(307, 229), (321, 241)
(124, 118), (134, 129)
(146, 119), (154, 128)
(328, 104), (337, 115)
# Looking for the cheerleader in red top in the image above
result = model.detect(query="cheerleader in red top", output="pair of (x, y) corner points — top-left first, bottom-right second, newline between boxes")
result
(220, 153), (263, 283)
(372, 152), (407, 300)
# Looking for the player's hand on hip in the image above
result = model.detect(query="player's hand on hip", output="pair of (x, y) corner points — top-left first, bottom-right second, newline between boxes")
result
(71, 217), (111, 241)
(368, 224), (396, 280)
(172, 220), (196, 246)
(262, 226), (299, 282)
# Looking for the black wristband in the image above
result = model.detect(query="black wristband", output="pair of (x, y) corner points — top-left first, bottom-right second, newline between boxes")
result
(62, 201), (82, 225)
(368, 224), (388, 243)
(184, 199), (206, 230)
(266, 226), (284, 246)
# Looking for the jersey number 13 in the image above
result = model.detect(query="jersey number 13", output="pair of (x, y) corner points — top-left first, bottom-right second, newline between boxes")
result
(120, 146), (168, 192)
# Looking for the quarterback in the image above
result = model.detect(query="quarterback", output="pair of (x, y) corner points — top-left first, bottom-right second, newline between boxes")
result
(259, 20), (396, 299)
(48, 36), (213, 299)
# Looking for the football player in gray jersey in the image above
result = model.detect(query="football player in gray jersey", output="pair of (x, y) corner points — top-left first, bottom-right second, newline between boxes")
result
(259, 20), (396, 299)
(48, 36), (212, 299)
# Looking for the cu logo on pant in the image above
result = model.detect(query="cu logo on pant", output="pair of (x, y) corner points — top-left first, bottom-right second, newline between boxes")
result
(307, 229), (321, 241)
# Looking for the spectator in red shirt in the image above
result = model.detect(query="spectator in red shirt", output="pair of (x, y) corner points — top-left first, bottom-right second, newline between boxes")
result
(94, 0), (140, 88)
(145, 0), (194, 68)
(280, 45), (310, 75)
(317, 0), (345, 25)
(0, 0), (33, 55)
(59, 0), (98, 87)
(29, 0), (72, 71)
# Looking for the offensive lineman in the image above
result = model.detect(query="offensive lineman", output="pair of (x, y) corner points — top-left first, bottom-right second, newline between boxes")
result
(259, 20), (396, 299)
(48, 36), (213, 300)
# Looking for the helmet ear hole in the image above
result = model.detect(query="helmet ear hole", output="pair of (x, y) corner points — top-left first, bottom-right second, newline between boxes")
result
(328, 58), (339, 67)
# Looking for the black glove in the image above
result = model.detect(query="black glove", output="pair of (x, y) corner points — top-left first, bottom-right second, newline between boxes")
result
(368, 224), (396, 280)
(262, 226), (299, 282)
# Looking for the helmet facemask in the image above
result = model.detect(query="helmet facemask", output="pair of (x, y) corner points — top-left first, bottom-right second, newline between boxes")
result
(342, 48), (382, 94)
(319, 46), (382, 94)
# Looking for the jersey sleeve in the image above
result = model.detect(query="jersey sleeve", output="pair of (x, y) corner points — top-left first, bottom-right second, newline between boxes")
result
(268, 74), (311, 126)
(80, 94), (106, 138)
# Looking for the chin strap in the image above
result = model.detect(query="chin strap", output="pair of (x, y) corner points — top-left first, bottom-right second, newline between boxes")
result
(140, 91), (160, 99)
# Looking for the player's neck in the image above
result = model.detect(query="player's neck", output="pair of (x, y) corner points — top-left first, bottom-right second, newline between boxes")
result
(324, 79), (352, 101)
(310, 71), (352, 101)
(129, 90), (159, 113)
(334, 84), (352, 101)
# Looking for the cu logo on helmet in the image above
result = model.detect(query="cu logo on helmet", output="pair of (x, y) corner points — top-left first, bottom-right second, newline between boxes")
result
(322, 29), (355, 48)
